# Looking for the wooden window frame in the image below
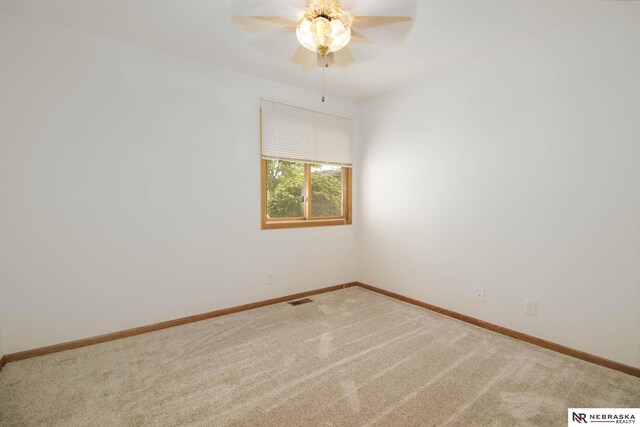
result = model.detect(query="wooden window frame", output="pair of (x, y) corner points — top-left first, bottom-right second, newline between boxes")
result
(261, 159), (352, 230)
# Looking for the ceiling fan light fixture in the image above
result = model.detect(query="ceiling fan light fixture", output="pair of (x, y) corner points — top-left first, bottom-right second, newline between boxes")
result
(296, 20), (317, 52)
(329, 27), (351, 52)
(295, 0), (352, 56)
(311, 16), (331, 47)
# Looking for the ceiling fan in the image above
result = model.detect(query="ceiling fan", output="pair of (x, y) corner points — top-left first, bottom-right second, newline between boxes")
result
(232, 0), (414, 100)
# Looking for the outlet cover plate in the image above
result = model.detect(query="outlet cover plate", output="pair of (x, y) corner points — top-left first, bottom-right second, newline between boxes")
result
(525, 299), (537, 316)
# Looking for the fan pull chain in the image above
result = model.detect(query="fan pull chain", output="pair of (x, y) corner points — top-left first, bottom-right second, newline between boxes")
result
(321, 58), (325, 103)
(321, 56), (328, 103)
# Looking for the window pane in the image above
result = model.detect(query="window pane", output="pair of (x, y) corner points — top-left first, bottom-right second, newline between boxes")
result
(266, 160), (305, 218)
(311, 164), (343, 218)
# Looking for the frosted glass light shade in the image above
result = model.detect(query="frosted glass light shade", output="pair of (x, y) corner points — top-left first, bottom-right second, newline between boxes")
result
(311, 17), (331, 47)
(329, 27), (351, 52)
(296, 16), (352, 55)
(296, 20), (316, 52)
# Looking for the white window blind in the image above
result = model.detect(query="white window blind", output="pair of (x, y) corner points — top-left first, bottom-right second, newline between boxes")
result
(261, 99), (353, 167)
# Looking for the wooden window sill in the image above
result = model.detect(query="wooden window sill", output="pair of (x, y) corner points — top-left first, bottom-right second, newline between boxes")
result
(262, 218), (352, 230)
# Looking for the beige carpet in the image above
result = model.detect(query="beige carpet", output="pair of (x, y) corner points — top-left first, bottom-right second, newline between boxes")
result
(0, 287), (638, 426)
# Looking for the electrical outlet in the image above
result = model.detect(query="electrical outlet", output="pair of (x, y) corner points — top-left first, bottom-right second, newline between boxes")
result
(266, 273), (273, 285)
(475, 287), (485, 302)
(525, 299), (537, 316)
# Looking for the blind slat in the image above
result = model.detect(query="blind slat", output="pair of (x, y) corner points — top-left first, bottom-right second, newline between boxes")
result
(261, 99), (353, 167)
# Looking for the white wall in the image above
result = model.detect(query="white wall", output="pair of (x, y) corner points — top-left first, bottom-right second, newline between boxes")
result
(0, 15), (357, 354)
(357, 6), (640, 367)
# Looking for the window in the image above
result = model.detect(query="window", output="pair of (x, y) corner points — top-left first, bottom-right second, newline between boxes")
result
(260, 99), (352, 229)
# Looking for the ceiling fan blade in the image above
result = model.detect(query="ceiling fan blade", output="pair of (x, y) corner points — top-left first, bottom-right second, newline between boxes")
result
(231, 16), (297, 33)
(353, 16), (413, 30)
(350, 29), (375, 45)
(292, 45), (310, 64)
(252, 16), (297, 29)
(330, 47), (355, 69)
(291, 45), (318, 72)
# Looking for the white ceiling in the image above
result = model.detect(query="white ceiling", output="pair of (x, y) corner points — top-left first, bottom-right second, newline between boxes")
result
(0, 0), (605, 101)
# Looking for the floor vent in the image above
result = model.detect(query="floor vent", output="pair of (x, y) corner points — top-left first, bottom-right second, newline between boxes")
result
(288, 298), (313, 306)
